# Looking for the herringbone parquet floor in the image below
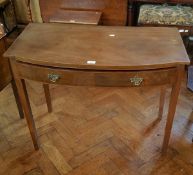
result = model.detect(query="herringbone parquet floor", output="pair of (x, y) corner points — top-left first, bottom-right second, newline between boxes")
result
(0, 78), (193, 175)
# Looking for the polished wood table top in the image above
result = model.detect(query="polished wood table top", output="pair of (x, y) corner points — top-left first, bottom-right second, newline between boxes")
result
(5, 23), (189, 70)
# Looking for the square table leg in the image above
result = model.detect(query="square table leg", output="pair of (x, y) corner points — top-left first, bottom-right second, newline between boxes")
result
(16, 78), (39, 150)
(10, 59), (39, 150)
(11, 79), (24, 119)
(162, 66), (184, 154)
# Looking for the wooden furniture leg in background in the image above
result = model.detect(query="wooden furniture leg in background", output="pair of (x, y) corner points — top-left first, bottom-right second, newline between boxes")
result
(158, 86), (166, 119)
(43, 84), (52, 113)
(11, 79), (24, 119)
(128, 1), (134, 26)
(162, 66), (184, 154)
(144, 86), (167, 134)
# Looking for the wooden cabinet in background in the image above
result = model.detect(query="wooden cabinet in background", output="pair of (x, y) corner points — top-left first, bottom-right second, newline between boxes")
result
(0, 35), (11, 91)
(49, 10), (102, 25)
(128, 0), (193, 26)
(39, 0), (128, 26)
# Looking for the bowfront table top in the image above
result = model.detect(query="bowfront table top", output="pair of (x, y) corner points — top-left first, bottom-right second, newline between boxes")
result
(4, 23), (189, 70)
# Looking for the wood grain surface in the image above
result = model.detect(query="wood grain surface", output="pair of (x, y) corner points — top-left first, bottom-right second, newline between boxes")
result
(4, 23), (190, 70)
(15, 62), (177, 87)
(0, 37), (11, 90)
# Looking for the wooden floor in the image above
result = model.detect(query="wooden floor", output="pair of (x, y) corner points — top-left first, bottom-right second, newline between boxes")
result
(0, 77), (193, 175)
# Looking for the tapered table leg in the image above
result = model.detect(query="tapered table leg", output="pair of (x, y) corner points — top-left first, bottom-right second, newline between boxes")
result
(16, 79), (39, 150)
(11, 79), (24, 119)
(162, 66), (184, 154)
(43, 84), (52, 113)
(10, 59), (39, 150)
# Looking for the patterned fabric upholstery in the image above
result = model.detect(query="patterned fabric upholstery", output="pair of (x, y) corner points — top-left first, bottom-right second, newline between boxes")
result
(138, 4), (193, 26)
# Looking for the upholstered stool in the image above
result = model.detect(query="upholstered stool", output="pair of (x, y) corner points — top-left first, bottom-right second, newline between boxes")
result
(138, 3), (193, 57)
(138, 4), (193, 26)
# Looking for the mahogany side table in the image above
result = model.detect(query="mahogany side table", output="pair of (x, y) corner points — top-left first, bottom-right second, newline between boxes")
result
(4, 23), (190, 154)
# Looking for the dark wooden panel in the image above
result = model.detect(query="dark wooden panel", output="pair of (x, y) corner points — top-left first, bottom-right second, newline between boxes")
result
(39, 0), (62, 23)
(39, 0), (128, 25)
(0, 37), (11, 91)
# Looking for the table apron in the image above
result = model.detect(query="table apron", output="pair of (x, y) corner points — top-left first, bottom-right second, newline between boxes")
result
(15, 62), (177, 87)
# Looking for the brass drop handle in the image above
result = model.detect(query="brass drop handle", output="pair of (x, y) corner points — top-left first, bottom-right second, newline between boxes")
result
(48, 74), (60, 83)
(130, 76), (143, 86)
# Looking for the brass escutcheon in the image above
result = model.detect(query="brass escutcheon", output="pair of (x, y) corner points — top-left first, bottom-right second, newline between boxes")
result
(130, 76), (143, 86)
(48, 74), (60, 83)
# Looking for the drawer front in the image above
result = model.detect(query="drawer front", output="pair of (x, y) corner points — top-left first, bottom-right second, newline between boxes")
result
(16, 62), (176, 87)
